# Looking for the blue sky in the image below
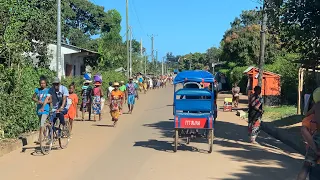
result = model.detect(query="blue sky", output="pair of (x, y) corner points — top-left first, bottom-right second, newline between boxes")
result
(92, 0), (259, 61)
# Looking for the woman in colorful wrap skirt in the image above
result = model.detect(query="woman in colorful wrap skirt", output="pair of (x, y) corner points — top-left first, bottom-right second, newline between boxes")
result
(248, 86), (264, 143)
(92, 81), (103, 121)
(109, 82), (124, 127)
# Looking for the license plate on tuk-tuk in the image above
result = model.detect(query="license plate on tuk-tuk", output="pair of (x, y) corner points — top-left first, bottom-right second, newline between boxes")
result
(179, 118), (207, 128)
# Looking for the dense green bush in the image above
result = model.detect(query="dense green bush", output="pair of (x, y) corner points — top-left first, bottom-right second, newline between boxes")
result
(61, 76), (84, 100)
(265, 53), (299, 105)
(0, 66), (126, 138)
(0, 65), (55, 138)
(229, 66), (248, 94)
(97, 70), (127, 93)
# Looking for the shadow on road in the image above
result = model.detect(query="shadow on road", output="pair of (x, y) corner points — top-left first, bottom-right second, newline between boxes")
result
(144, 106), (169, 111)
(135, 119), (301, 179)
(133, 139), (201, 153)
(21, 144), (61, 156)
(93, 124), (114, 127)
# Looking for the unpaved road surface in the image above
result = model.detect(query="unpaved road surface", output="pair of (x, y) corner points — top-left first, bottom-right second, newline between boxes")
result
(0, 86), (303, 180)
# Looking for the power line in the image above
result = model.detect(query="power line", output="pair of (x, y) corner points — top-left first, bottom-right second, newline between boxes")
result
(249, 0), (263, 5)
(130, 0), (147, 36)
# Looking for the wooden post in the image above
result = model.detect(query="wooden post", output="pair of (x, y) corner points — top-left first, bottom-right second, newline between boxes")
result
(301, 69), (304, 113)
(298, 68), (305, 114)
(297, 68), (301, 114)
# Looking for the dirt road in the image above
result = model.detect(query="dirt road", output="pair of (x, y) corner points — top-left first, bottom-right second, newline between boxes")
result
(0, 86), (303, 180)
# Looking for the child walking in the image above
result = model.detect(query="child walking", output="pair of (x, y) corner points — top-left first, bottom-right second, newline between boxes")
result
(64, 83), (78, 134)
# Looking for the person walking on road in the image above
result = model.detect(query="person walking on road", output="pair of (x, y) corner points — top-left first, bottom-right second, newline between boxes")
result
(248, 85), (264, 144)
(148, 78), (153, 90)
(126, 77), (139, 114)
(92, 81), (103, 121)
(64, 83), (78, 134)
(81, 80), (93, 121)
(109, 82), (124, 127)
(232, 83), (240, 108)
(119, 81), (127, 114)
(32, 76), (50, 144)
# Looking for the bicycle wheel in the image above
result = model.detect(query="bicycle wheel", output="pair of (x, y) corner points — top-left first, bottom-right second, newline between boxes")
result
(186, 137), (190, 144)
(39, 124), (53, 155)
(59, 120), (70, 149)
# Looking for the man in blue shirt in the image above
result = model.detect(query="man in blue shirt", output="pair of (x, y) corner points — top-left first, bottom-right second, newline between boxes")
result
(41, 77), (69, 125)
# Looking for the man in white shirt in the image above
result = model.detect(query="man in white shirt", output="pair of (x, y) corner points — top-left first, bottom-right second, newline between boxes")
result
(148, 78), (153, 89)
(108, 82), (114, 96)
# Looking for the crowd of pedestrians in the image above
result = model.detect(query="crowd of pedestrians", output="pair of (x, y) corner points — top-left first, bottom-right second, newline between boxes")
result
(32, 73), (173, 138)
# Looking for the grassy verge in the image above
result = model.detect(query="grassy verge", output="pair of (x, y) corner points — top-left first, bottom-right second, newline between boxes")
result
(263, 106), (297, 121)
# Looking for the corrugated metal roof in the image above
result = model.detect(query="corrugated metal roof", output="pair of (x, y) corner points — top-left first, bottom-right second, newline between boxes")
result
(243, 66), (281, 76)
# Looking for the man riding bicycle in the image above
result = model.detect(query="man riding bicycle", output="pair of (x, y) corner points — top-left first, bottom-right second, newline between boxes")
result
(41, 77), (69, 125)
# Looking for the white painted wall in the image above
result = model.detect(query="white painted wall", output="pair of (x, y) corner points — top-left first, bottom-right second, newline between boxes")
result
(29, 43), (90, 77)
(47, 44), (80, 76)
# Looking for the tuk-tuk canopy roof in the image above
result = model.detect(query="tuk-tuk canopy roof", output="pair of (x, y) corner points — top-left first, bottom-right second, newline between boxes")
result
(173, 70), (215, 84)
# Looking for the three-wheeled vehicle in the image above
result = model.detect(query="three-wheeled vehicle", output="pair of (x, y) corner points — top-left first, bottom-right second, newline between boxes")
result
(173, 70), (217, 153)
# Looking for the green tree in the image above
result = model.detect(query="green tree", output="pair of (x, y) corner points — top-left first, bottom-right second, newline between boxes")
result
(220, 10), (281, 66)
(281, 0), (320, 68)
(98, 9), (126, 69)
(0, 0), (56, 67)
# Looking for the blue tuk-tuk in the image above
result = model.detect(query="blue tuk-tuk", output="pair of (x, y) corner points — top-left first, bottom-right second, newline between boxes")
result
(173, 70), (216, 153)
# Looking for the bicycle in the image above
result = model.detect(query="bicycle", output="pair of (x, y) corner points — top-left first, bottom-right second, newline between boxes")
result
(39, 112), (71, 155)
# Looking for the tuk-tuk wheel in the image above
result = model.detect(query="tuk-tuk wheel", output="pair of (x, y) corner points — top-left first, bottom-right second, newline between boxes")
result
(208, 129), (214, 153)
(186, 137), (190, 144)
(174, 129), (178, 152)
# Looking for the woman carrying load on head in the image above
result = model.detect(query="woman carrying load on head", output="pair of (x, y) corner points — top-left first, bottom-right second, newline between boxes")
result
(109, 82), (124, 127)
(92, 81), (103, 121)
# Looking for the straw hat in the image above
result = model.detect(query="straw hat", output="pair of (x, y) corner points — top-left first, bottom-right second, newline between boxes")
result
(113, 82), (120, 87)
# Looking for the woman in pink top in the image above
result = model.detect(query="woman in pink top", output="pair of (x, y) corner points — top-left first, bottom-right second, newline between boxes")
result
(92, 81), (103, 121)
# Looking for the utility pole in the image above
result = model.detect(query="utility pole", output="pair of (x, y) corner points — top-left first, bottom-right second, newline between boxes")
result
(144, 54), (147, 75)
(149, 34), (157, 66)
(162, 57), (164, 75)
(140, 38), (143, 56)
(150, 35), (154, 64)
(57, 0), (62, 78)
(258, 0), (267, 87)
(126, 0), (129, 77)
(140, 38), (143, 73)
(129, 26), (132, 77)
(156, 50), (158, 73)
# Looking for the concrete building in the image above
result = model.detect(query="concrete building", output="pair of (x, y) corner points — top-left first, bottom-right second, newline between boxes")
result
(31, 42), (98, 77)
